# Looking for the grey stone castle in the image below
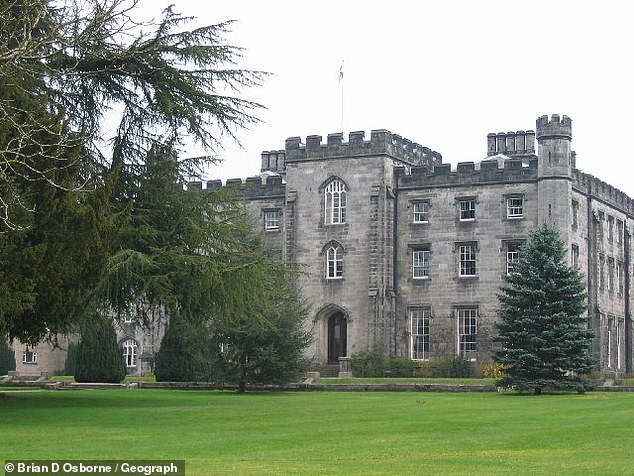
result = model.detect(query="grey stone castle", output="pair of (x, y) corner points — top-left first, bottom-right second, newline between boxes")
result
(193, 114), (631, 374)
(9, 114), (631, 377)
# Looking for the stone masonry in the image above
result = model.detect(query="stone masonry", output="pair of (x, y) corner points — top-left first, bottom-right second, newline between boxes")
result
(210, 114), (632, 373)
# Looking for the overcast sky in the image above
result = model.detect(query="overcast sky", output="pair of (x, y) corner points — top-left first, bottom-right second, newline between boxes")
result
(139, 1), (634, 196)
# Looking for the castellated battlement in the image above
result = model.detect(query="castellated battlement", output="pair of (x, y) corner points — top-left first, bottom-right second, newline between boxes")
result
(397, 157), (538, 188)
(284, 130), (442, 168)
(573, 168), (634, 215)
(188, 174), (286, 200)
(536, 114), (572, 139)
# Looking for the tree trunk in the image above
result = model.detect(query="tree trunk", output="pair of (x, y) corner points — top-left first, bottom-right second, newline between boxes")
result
(534, 387), (542, 395)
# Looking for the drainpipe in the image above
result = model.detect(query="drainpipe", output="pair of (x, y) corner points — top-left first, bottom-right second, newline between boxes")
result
(624, 228), (632, 371)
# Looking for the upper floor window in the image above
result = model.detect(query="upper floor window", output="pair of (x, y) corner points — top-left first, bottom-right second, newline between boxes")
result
(326, 244), (344, 279)
(122, 339), (138, 367)
(410, 309), (430, 360)
(506, 196), (524, 219)
(264, 210), (280, 230)
(413, 201), (430, 223)
(507, 246), (520, 275)
(22, 350), (37, 364)
(572, 200), (579, 228)
(325, 180), (346, 225)
(616, 219), (624, 244)
(459, 199), (476, 221)
(571, 244), (580, 268)
(412, 248), (430, 279)
(608, 216), (614, 242)
(458, 243), (477, 276)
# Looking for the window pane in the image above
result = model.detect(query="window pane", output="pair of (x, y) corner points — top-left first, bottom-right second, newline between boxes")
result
(411, 309), (430, 360)
(412, 249), (430, 278)
(507, 197), (523, 218)
(459, 245), (477, 276)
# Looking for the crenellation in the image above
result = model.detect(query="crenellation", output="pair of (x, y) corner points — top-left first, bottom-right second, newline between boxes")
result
(206, 179), (222, 190)
(573, 168), (634, 215)
(536, 114), (572, 139)
(327, 132), (343, 146)
(397, 156), (538, 189)
(457, 162), (475, 173)
(281, 130), (442, 168)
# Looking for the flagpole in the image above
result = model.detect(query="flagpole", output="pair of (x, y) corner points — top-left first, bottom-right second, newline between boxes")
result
(339, 61), (344, 133)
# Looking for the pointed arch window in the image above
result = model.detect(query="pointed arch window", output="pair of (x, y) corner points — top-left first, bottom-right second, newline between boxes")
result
(325, 179), (347, 224)
(326, 244), (344, 279)
(122, 339), (138, 367)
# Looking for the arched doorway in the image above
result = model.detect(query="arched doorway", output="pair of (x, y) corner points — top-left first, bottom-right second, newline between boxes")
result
(327, 312), (347, 363)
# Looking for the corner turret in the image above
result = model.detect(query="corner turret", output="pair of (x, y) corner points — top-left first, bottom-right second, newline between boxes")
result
(535, 114), (573, 238)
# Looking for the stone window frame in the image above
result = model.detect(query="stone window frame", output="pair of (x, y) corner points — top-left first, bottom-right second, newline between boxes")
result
(323, 241), (345, 280)
(571, 199), (579, 229)
(503, 240), (524, 275)
(457, 241), (478, 277)
(607, 257), (615, 293)
(412, 245), (431, 280)
(410, 308), (431, 361)
(616, 219), (624, 245)
(263, 208), (281, 231)
(571, 243), (580, 268)
(456, 307), (478, 361)
(505, 195), (524, 220)
(323, 177), (347, 225)
(607, 215), (615, 243)
(458, 197), (477, 222)
(412, 200), (430, 224)
(22, 350), (38, 365)
(122, 338), (138, 368)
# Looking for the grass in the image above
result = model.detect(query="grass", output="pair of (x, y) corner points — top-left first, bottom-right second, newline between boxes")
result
(2, 389), (634, 475)
(320, 377), (496, 385)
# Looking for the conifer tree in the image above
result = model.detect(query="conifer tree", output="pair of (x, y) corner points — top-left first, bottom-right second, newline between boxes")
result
(74, 314), (125, 383)
(155, 314), (214, 382)
(0, 338), (16, 375)
(1, 0), (265, 343)
(493, 224), (595, 394)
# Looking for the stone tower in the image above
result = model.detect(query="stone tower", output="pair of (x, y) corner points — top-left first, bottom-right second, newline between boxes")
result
(536, 114), (573, 245)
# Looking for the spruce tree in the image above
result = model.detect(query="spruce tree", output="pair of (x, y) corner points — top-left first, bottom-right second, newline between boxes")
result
(493, 224), (595, 394)
(74, 314), (126, 383)
(0, 338), (16, 375)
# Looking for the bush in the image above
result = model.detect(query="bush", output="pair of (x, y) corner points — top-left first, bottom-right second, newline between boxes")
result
(0, 338), (16, 375)
(74, 314), (126, 383)
(351, 341), (387, 377)
(482, 362), (504, 379)
(385, 357), (418, 378)
(414, 356), (473, 378)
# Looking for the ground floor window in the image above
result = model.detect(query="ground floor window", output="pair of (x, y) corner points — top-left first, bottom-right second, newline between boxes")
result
(22, 350), (37, 364)
(457, 308), (477, 359)
(122, 339), (138, 367)
(410, 309), (430, 360)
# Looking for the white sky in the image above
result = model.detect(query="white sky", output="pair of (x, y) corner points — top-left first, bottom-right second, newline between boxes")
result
(138, 0), (634, 196)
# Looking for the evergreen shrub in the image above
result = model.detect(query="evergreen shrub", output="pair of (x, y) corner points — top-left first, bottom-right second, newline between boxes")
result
(74, 315), (125, 383)
(0, 339), (16, 375)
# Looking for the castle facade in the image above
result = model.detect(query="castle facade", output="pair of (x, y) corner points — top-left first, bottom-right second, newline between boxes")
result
(196, 114), (632, 373)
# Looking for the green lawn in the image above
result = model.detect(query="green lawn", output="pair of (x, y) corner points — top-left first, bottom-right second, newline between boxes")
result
(2, 389), (633, 475)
